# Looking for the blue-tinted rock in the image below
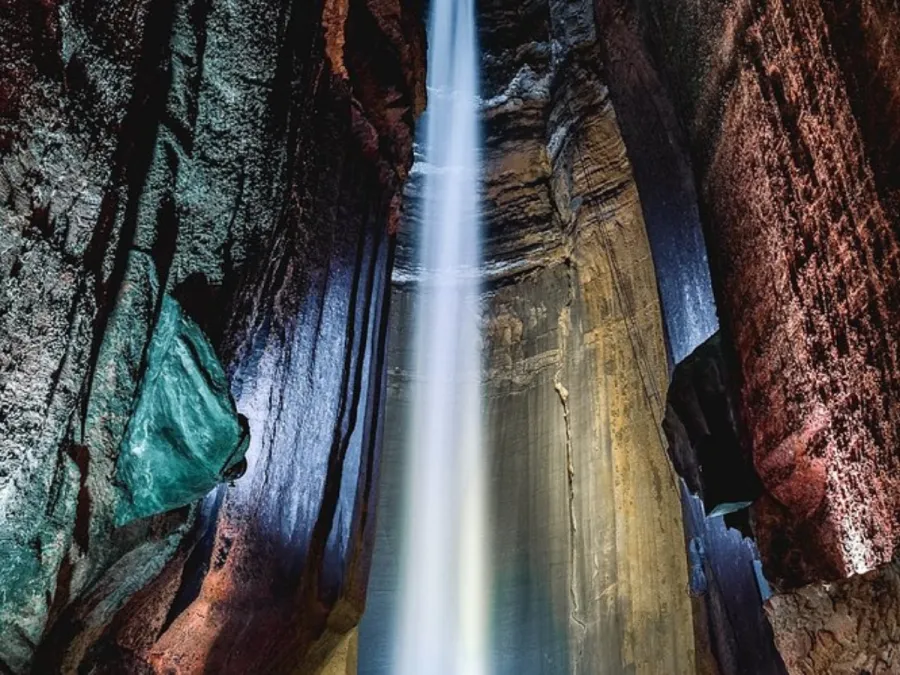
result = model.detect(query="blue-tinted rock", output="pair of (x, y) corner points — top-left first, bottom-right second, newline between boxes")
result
(114, 296), (249, 525)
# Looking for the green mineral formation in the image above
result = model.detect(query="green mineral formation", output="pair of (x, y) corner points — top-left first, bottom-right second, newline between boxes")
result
(114, 295), (249, 525)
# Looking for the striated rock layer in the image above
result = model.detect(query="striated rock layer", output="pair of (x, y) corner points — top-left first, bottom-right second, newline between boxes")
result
(362, 0), (695, 672)
(610, 0), (900, 588)
(0, 0), (424, 669)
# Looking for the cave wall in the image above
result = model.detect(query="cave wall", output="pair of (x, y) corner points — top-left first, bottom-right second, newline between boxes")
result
(590, 0), (900, 671)
(361, 0), (695, 672)
(592, 0), (718, 364)
(0, 0), (424, 669)
(6, 0), (898, 670)
(665, 335), (787, 675)
(629, 0), (900, 589)
(766, 559), (900, 673)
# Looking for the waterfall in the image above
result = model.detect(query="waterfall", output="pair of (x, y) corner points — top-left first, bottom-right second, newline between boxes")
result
(394, 0), (486, 672)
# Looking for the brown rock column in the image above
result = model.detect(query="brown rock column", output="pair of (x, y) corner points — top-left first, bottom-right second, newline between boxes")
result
(361, 0), (696, 670)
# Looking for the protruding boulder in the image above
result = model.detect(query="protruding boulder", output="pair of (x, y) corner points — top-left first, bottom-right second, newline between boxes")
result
(114, 296), (249, 525)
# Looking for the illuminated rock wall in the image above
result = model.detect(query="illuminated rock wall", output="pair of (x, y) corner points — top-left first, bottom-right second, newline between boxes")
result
(361, 1), (695, 671)
(593, 0), (719, 365)
(591, 1), (900, 670)
(640, 0), (900, 589)
(0, 0), (424, 669)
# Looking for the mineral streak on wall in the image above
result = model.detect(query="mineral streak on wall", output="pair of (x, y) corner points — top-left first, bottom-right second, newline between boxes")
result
(635, 0), (900, 586)
(0, 0), (424, 668)
(362, 0), (695, 671)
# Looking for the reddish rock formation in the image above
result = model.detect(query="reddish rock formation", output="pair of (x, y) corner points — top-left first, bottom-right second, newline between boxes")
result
(766, 559), (900, 673)
(818, 1), (900, 222)
(611, 0), (900, 588)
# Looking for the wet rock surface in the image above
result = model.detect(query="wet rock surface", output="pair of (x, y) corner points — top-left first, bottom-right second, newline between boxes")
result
(664, 334), (784, 675)
(364, 0), (695, 672)
(0, 0), (424, 669)
(593, 0), (718, 364)
(4, 0), (900, 670)
(681, 489), (787, 675)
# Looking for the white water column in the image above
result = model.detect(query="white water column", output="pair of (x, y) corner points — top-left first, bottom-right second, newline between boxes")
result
(395, 0), (486, 672)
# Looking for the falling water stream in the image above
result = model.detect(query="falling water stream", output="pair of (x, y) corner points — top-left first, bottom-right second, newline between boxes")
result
(394, 0), (486, 672)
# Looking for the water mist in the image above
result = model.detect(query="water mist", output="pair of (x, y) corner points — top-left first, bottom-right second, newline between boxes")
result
(394, 0), (486, 672)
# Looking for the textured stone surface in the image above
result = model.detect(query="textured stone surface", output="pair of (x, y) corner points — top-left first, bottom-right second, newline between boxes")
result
(6, 0), (896, 671)
(681, 488), (787, 675)
(630, 0), (900, 587)
(818, 0), (900, 223)
(593, 0), (718, 364)
(316, 628), (359, 675)
(0, 0), (424, 668)
(362, 1), (695, 671)
(766, 560), (900, 674)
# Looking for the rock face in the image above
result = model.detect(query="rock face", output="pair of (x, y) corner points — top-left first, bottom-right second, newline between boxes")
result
(361, 0), (695, 672)
(766, 560), (900, 674)
(630, 0), (900, 588)
(0, 0), (424, 669)
(6, 0), (898, 670)
(664, 334), (761, 515)
(681, 490), (786, 675)
(593, 0), (719, 364)
(591, 0), (900, 670)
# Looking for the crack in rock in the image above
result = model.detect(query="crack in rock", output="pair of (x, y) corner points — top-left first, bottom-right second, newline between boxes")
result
(554, 257), (587, 670)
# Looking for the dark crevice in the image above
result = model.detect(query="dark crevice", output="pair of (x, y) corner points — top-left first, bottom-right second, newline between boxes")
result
(66, 444), (93, 552)
(158, 486), (226, 636)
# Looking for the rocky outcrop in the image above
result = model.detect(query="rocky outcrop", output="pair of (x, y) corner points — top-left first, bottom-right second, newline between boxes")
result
(603, 0), (900, 588)
(362, 0), (695, 672)
(766, 559), (900, 673)
(0, 0), (424, 669)
(681, 489), (786, 675)
(664, 334), (761, 515)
